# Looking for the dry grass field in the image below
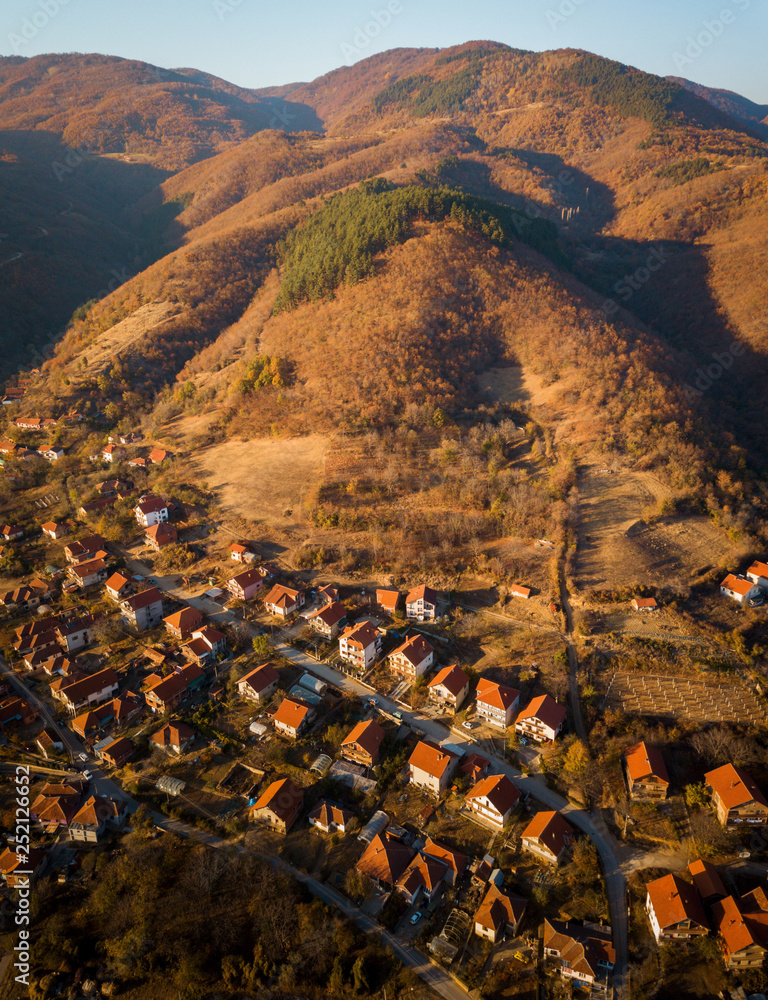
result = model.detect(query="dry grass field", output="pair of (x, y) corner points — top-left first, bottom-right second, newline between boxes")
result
(190, 434), (329, 529)
(575, 463), (741, 589)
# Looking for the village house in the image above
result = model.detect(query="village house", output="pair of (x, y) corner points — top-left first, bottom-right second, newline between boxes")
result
(56, 614), (96, 654)
(509, 584), (531, 600)
(688, 859), (727, 906)
(712, 889), (768, 969)
(150, 722), (195, 755)
(475, 677), (521, 728)
(184, 626), (227, 666)
(356, 831), (415, 891)
(148, 448), (170, 464)
(0, 848), (46, 887)
(307, 601), (348, 640)
(98, 736), (134, 769)
(631, 596), (658, 611)
(422, 838), (467, 886)
(31, 781), (83, 828)
(460, 752), (490, 785)
(70, 694), (142, 739)
(68, 557), (108, 589)
(121, 587), (164, 630)
(227, 568), (265, 603)
(250, 778), (304, 834)
(646, 873), (709, 943)
(387, 633), (435, 678)
(623, 742), (670, 800)
(0, 697), (37, 727)
(36, 729), (64, 757)
(69, 796), (126, 843)
(427, 664), (470, 712)
(133, 495), (169, 527)
(101, 444), (122, 463)
(52, 668), (119, 715)
(521, 811), (574, 866)
(308, 799), (354, 834)
(65, 534), (106, 563)
(2, 524), (24, 540)
(316, 583), (339, 604)
(543, 919), (615, 990)
(39, 445), (65, 462)
(376, 588), (401, 615)
(163, 606), (203, 640)
(340, 719), (385, 768)
(273, 696), (313, 738)
(127, 456), (147, 469)
(465, 773), (521, 829)
(144, 664), (204, 714)
(229, 541), (258, 563)
(405, 584), (438, 621)
(262, 582), (303, 614)
(515, 694), (567, 743)
(237, 663), (279, 704)
(746, 560), (768, 591)
(145, 523), (178, 550)
(474, 884), (527, 942)
(41, 521), (69, 540)
(339, 621), (382, 671)
(720, 573), (763, 606)
(105, 571), (132, 601)
(705, 763), (768, 827)
(408, 740), (460, 796)
(397, 853), (448, 907)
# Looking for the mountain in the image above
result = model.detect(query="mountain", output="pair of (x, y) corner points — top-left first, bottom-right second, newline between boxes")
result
(2, 43), (768, 562)
(669, 75), (768, 139)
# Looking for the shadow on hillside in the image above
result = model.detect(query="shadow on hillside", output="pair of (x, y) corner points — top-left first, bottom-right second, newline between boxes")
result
(259, 97), (324, 134)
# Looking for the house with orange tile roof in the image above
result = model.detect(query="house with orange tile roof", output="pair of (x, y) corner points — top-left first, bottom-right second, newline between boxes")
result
(422, 837), (467, 885)
(339, 621), (382, 671)
(183, 626), (227, 666)
(474, 884), (527, 942)
(746, 560), (768, 591)
(150, 722), (195, 755)
(387, 633), (435, 677)
(227, 568), (265, 602)
(133, 494), (169, 528)
(397, 853), (448, 906)
(52, 667), (119, 714)
(101, 444), (122, 463)
(341, 719), (385, 767)
(515, 694), (567, 743)
(64, 534), (106, 563)
(98, 736), (134, 768)
(376, 588), (401, 615)
(70, 693), (142, 738)
(163, 606), (203, 640)
(262, 582), (304, 615)
(408, 740), (460, 796)
(712, 889), (768, 969)
(249, 777), (304, 834)
(521, 811), (574, 866)
(308, 799), (354, 834)
(543, 919), (615, 988)
(427, 664), (470, 712)
(0, 848), (46, 887)
(631, 596), (658, 611)
(68, 556), (108, 588)
(705, 763), (768, 827)
(317, 583), (340, 604)
(475, 677), (520, 728)
(356, 831), (415, 889)
(144, 664), (204, 714)
(41, 520), (69, 539)
(307, 600), (348, 640)
(105, 571), (132, 601)
(68, 795), (126, 843)
(509, 584), (531, 600)
(623, 742), (669, 800)
(148, 448), (170, 464)
(228, 541), (257, 563)
(145, 523), (178, 550)
(688, 859), (727, 905)
(465, 774), (521, 829)
(31, 781), (83, 827)
(460, 752), (490, 785)
(237, 663), (279, 704)
(405, 584), (438, 621)
(273, 696), (314, 738)
(121, 587), (164, 630)
(720, 573), (763, 606)
(645, 873), (708, 943)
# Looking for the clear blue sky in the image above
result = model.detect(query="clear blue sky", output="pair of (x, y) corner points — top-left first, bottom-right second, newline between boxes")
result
(1, 0), (765, 103)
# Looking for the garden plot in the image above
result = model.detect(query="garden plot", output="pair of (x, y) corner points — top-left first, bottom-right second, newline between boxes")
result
(603, 672), (765, 725)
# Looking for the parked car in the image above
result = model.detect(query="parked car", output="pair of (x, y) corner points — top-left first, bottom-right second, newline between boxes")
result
(392, 710), (403, 720)
(409, 912), (422, 925)
(83, 770), (93, 781)
(462, 721), (474, 730)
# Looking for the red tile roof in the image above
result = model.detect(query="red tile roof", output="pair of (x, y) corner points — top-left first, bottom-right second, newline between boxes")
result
(476, 677), (520, 711)
(251, 778), (303, 824)
(522, 810), (574, 858)
(405, 584), (437, 605)
(427, 664), (469, 697)
(422, 837), (467, 878)
(516, 694), (567, 732)
(238, 662), (279, 694)
(705, 763), (768, 811)
(341, 719), (385, 758)
(273, 696), (311, 731)
(624, 742), (669, 785)
(389, 633), (434, 666)
(356, 831), (415, 886)
(475, 883), (527, 934)
(688, 859), (727, 901)
(408, 740), (459, 779)
(465, 773), (521, 816)
(646, 873), (708, 932)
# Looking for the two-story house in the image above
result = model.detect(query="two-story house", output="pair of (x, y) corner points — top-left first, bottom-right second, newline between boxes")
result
(227, 568), (265, 603)
(746, 561), (768, 592)
(307, 601), (348, 640)
(474, 884), (527, 942)
(150, 722), (195, 755)
(646, 873), (709, 943)
(163, 606), (203, 640)
(340, 719), (385, 768)
(623, 742), (670, 800)
(408, 740), (459, 796)
(339, 621), (382, 672)
(52, 667), (119, 715)
(543, 919), (615, 990)
(475, 678), (521, 729)
(705, 763), (768, 827)
(250, 778), (304, 834)
(521, 810), (574, 866)
(387, 633), (435, 678)
(68, 557), (108, 589)
(465, 773), (521, 829)
(427, 664), (470, 713)
(376, 588), (401, 616)
(515, 694), (567, 743)
(133, 495), (169, 528)
(273, 696), (313, 738)
(309, 799), (354, 834)
(712, 890), (768, 969)
(184, 626), (227, 666)
(263, 582), (304, 615)
(405, 584), (438, 621)
(121, 588), (164, 631)
(237, 663), (279, 704)
(105, 571), (132, 601)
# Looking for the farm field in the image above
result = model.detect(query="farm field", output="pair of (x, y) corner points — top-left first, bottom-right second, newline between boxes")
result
(601, 671), (766, 726)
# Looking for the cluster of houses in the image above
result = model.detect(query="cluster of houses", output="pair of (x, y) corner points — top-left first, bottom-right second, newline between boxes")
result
(720, 560), (768, 608)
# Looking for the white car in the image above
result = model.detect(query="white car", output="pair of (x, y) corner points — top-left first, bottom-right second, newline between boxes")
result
(462, 721), (475, 730)
(78, 752), (88, 762)
(83, 770), (93, 781)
